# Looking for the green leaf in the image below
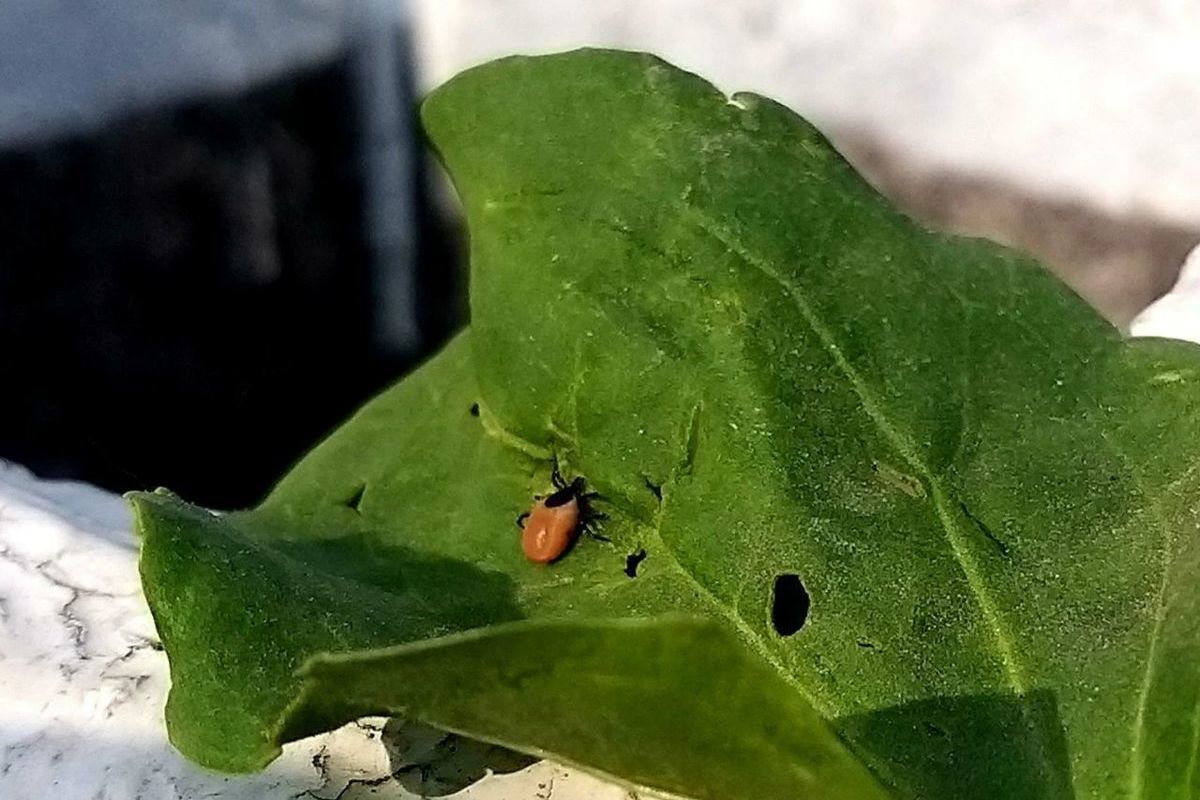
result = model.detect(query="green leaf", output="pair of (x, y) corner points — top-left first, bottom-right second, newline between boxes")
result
(286, 616), (888, 800)
(133, 48), (1200, 799)
(132, 335), (885, 800)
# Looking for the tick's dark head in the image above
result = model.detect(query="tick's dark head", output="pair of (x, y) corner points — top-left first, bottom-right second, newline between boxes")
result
(544, 476), (586, 508)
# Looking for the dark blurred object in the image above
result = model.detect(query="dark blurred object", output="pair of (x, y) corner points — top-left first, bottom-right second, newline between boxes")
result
(0, 1), (460, 508)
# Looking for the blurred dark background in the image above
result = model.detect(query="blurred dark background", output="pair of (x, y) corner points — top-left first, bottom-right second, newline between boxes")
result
(0, 0), (462, 508)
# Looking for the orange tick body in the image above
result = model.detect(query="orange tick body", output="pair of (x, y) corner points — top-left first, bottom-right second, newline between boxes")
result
(518, 473), (602, 564)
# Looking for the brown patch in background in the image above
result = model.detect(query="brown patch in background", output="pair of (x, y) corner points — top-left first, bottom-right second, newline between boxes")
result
(838, 131), (1200, 327)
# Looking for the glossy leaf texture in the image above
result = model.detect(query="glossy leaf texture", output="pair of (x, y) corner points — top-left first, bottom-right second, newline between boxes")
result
(132, 49), (1200, 799)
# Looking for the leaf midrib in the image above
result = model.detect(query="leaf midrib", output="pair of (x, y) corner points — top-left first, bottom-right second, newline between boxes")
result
(473, 200), (1037, 795)
(678, 202), (1030, 697)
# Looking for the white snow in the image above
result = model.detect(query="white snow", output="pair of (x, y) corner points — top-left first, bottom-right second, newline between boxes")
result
(413, 0), (1200, 227)
(1131, 244), (1200, 344)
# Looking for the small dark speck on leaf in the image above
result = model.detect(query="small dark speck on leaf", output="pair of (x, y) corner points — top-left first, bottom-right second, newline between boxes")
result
(856, 640), (876, 650)
(469, 402), (480, 417)
(343, 483), (367, 513)
(624, 548), (647, 578)
(771, 574), (810, 636)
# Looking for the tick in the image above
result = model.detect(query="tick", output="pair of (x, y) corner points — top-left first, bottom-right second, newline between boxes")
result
(517, 466), (605, 563)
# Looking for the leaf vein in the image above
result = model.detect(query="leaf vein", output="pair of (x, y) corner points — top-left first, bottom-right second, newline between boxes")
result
(1100, 430), (1180, 800)
(1185, 690), (1200, 796)
(644, 492), (842, 718)
(682, 204), (1030, 696)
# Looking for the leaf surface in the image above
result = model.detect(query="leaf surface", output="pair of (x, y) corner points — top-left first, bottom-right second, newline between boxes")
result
(134, 49), (1200, 799)
(132, 335), (885, 800)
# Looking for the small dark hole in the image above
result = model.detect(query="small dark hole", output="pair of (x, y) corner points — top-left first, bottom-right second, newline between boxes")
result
(643, 476), (662, 501)
(856, 640), (876, 650)
(624, 548), (647, 578)
(344, 483), (367, 512)
(469, 403), (480, 417)
(771, 574), (810, 636)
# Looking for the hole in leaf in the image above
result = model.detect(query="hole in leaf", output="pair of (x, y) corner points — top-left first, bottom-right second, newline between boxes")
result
(771, 574), (810, 636)
(343, 483), (367, 513)
(624, 548), (647, 578)
(469, 403), (480, 417)
(856, 640), (876, 650)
